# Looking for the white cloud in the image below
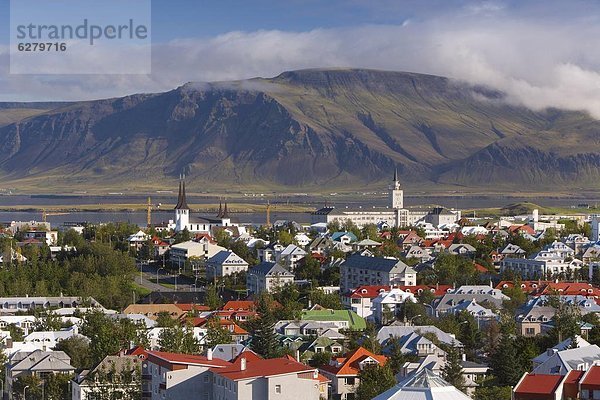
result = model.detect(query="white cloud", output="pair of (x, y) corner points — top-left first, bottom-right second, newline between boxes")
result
(3, 1), (600, 118)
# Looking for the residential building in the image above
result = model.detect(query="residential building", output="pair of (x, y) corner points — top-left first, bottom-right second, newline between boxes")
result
(206, 250), (249, 280)
(319, 347), (387, 400)
(340, 254), (416, 292)
(142, 350), (231, 400)
(532, 345), (600, 374)
(300, 310), (366, 331)
(6, 350), (75, 399)
(501, 241), (583, 279)
(277, 244), (308, 271)
(169, 240), (227, 266)
(211, 352), (326, 400)
(371, 289), (417, 324)
(0, 296), (102, 313)
(434, 286), (509, 315)
(72, 354), (143, 400)
(23, 230), (58, 245)
(246, 262), (294, 294)
(123, 304), (186, 321)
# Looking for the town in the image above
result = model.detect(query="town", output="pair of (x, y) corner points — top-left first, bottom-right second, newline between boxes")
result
(0, 173), (597, 400)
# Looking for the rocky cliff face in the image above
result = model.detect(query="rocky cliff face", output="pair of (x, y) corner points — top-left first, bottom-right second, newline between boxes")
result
(0, 68), (599, 191)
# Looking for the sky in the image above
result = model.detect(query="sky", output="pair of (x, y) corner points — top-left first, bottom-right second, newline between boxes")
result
(1, 0), (600, 118)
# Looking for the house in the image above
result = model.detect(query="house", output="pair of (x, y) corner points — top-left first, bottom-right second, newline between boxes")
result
(376, 326), (462, 350)
(211, 351), (327, 400)
(445, 299), (498, 327)
(246, 262), (295, 294)
(122, 304), (186, 321)
(0, 296), (102, 313)
(500, 243), (527, 257)
(150, 236), (170, 258)
(331, 232), (358, 245)
(403, 246), (432, 262)
(502, 241), (583, 279)
(309, 237), (334, 255)
(294, 233), (312, 247)
(169, 240), (227, 266)
(532, 345), (600, 375)
(319, 347), (387, 400)
(514, 364), (600, 400)
(447, 243), (476, 256)
(6, 349), (75, 398)
(23, 230), (58, 246)
(340, 254), (416, 292)
(434, 285), (509, 315)
(277, 244), (308, 271)
(300, 310), (366, 331)
(371, 289), (417, 324)
(142, 350), (231, 400)
(257, 242), (285, 263)
(72, 353), (143, 400)
(128, 230), (150, 249)
(206, 250), (249, 280)
(298, 336), (344, 361)
(374, 368), (474, 400)
(0, 316), (37, 336)
(532, 336), (591, 369)
(24, 325), (86, 351)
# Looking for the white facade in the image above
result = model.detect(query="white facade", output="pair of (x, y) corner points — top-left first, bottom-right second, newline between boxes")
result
(372, 289), (417, 324)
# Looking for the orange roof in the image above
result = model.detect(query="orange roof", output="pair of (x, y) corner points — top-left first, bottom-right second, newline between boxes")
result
(212, 356), (316, 381)
(221, 301), (256, 311)
(148, 351), (231, 368)
(515, 373), (563, 395)
(175, 304), (211, 312)
(319, 347), (387, 376)
(474, 263), (489, 273)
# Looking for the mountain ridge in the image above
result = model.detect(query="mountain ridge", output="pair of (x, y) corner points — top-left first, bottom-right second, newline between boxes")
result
(0, 68), (598, 193)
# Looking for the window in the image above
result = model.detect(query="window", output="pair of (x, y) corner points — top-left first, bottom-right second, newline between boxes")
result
(275, 385), (281, 394)
(525, 328), (535, 335)
(345, 377), (356, 386)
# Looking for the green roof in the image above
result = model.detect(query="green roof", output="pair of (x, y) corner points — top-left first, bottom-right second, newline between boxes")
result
(300, 309), (366, 330)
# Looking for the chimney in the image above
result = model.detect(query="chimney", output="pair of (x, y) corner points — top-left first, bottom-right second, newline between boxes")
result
(207, 348), (213, 361)
(240, 357), (246, 371)
(296, 350), (300, 363)
(461, 353), (466, 361)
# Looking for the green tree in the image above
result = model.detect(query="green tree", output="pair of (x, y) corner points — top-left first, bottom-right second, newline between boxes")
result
(205, 284), (222, 310)
(54, 336), (91, 370)
(155, 311), (177, 328)
(158, 325), (201, 354)
(441, 346), (465, 391)
(356, 364), (396, 400)
(205, 317), (232, 348)
(490, 334), (522, 386)
(386, 337), (417, 374)
(474, 385), (512, 400)
(247, 293), (282, 358)
(310, 351), (333, 367)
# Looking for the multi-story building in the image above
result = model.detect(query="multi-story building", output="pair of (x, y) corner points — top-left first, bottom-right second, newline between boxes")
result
(206, 250), (249, 280)
(211, 352), (327, 400)
(246, 262), (295, 294)
(142, 350), (230, 400)
(340, 254), (416, 292)
(501, 241), (583, 279)
(371, 288), (417, 324)
(311, 170), (460, 229)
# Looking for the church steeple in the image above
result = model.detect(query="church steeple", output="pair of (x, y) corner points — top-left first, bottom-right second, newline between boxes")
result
(217, 200), (223, 218)
(393, 167), (398, 183)
(222, 201), (229, 218)
(174, 174), (189, 210)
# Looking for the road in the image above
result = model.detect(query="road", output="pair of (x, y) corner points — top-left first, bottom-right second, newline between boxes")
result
(135, 261), (204, 293)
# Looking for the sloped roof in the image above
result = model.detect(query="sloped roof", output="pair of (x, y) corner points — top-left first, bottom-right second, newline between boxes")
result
(248, 262), (294, 277)
(300, 310), (366, 330)
(514, 373), (563, 395)
(342, 254), (414, 274)
(373, 368), (473, 400)
(212, 356), (315, 381)
(319, 346), (386, 376)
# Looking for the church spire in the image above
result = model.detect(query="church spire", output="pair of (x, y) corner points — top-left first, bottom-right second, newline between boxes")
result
(393, 166), (398, 182)
(217, 200), (223, 218)
(222, 201), (229, 218)
(174, 174), (190, 210)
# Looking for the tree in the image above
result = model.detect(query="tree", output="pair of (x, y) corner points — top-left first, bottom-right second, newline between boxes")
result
(360, 323), (382, 354)
(441, 346), (465, 391)
(277, 230), (294, 246)
(310, 351), (333, 367)
(158, 325), (201, 354)
(155, 311), (177, 328)
(474, 385), (512, 400)
(205, 284), (222, 310)
(355, 364), (396, 400)
(247, 293), (282, 358)
(54, 336), (91, 370)
(205, 317), (232, 348)
(386, 337), (417, 374)
(490, 334), (522, 386)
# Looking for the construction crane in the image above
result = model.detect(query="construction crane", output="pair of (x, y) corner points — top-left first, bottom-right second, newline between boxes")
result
(41, 209), (68, 223)
(146, 197), (152, 227)
(265, 201), (270, 227)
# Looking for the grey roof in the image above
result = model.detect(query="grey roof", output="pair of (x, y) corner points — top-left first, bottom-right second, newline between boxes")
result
(208, 250), (248, 266)
(342, 254), (414, 273)
(10, 350), (74, 373)
(532, 344), (600, 374)
(374, 368), (473, 400)
(377, 326), (462, 347)
(249, 262), (294, 277)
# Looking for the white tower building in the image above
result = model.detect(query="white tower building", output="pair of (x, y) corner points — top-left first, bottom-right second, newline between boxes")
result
(174, 175), (190, 232)
(389, 168), (404, 209)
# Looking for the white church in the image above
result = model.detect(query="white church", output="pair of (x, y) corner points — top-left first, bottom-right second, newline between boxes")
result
(168, 176), (237, 233)
(312, 169), (461, 229)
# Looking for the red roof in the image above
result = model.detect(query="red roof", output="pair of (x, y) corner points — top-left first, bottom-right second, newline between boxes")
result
(348, 285), (451, 299)
(564, 370), (585, 399)
(474, 263), (489, 273)
(515, 373), (563, 395)
(212, 356), (316, 381)
(319, 347), (387, 376)
(535, 282), (600, 298)
(221, 301), (256, 311)
(495, 280), (550, 293)
(508, 225), (535, 235)
(147, 351), (231, 368)
(348, 286), (390, 299)
(582, 365), (600, 387)
(125, 346), (148, 359)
